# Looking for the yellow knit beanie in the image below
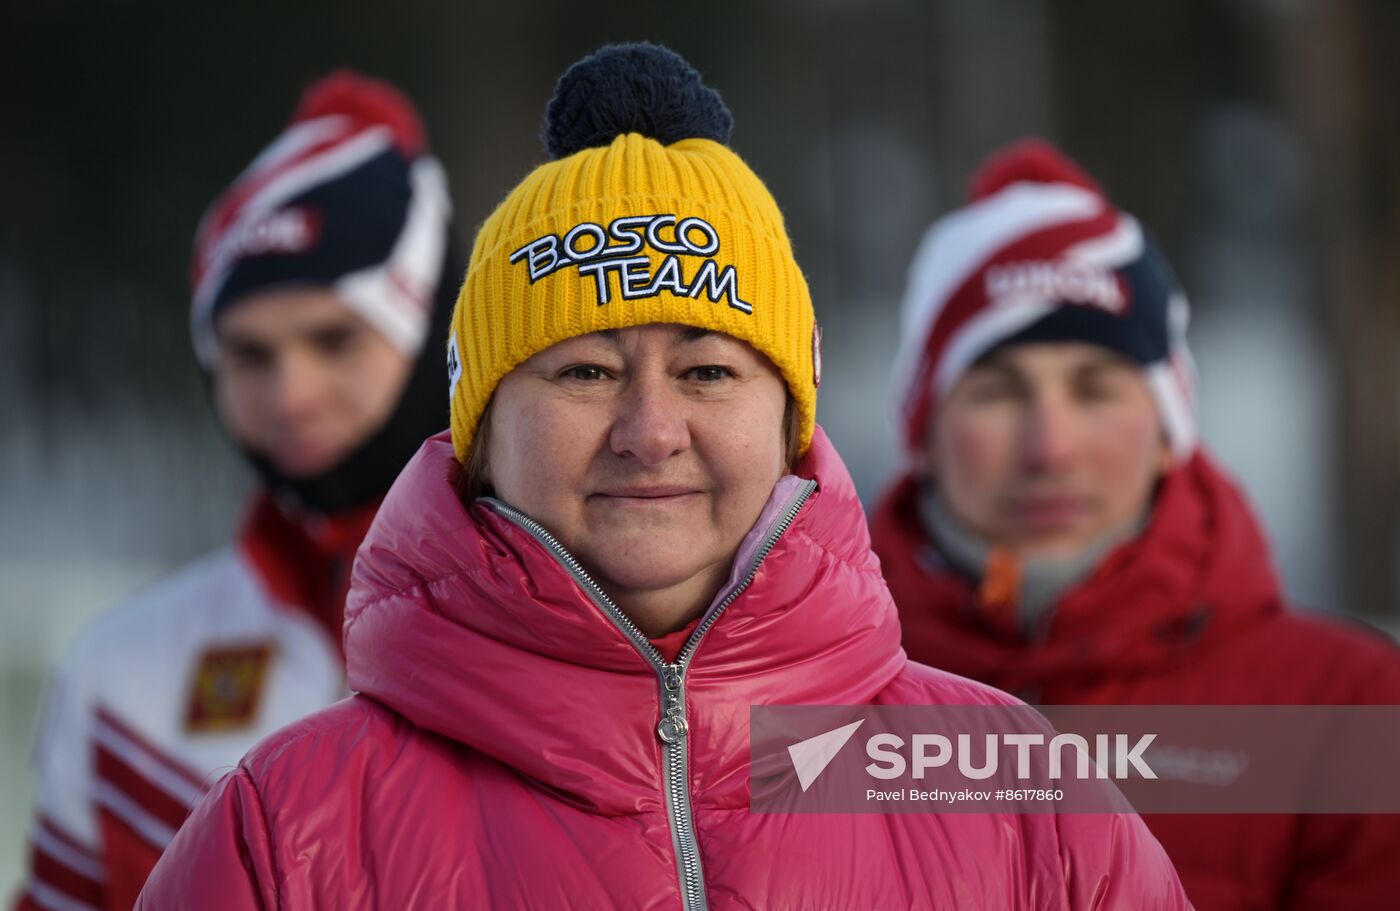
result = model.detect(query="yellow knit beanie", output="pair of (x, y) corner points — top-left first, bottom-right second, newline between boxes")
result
(447, 44), (818, 463)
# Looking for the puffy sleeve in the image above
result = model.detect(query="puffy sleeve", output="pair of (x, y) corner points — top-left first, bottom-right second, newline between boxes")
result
(135, 768), (279, 910)
(1055, 812), (1194, 910)
(1280, 638), (1400, 909)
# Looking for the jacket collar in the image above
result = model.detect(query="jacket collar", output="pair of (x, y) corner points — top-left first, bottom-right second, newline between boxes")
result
(872, 451), (1283, 693)
(238, 490), (379, 652)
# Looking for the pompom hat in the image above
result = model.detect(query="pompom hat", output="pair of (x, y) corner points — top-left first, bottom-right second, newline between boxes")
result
(893, 139), (1198, 461)
(447, 43), (818, 462)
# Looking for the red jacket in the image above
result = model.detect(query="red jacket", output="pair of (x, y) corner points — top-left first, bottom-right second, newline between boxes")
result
(137, 429), (1190, 909)
(871, 452), (1400, 910)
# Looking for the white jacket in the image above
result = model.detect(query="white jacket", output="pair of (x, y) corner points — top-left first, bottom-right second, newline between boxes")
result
(16, 496), (353, 911)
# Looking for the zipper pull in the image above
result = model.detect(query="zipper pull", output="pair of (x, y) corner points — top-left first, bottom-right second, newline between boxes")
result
(657, 668), (687, 743)
(657, 710), (688, 744)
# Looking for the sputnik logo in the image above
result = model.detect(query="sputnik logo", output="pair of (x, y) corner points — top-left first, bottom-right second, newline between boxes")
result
(788, 720), (864, 792)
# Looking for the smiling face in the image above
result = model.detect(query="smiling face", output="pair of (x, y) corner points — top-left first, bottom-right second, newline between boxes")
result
(927, 342), (1171, 560)
(483, 323), (790, 637)
(213, 287), (413, 479)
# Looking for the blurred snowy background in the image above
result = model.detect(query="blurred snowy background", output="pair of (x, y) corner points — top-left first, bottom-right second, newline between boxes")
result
(4, 0), (1399, 897)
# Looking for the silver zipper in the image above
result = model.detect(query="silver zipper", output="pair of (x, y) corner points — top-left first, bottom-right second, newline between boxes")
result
(484, 478), (817, 911)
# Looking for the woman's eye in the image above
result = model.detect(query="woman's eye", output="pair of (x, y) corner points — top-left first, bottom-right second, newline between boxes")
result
(688, 365), (731, 382)
(561, 365), (608, 381)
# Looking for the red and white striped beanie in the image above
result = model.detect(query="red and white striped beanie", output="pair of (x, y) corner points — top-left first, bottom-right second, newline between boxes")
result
(189, 70), (452, 367)
(892, 139), (1197, 460)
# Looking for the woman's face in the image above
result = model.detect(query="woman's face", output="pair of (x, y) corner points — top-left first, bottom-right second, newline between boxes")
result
(486, 323), (790, 636)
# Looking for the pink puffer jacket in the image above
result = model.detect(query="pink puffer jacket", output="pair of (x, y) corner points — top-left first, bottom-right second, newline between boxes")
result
(137, 429), (1190, 910)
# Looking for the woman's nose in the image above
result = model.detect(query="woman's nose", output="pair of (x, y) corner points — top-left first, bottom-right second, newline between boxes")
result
(609, 374), (691, 466)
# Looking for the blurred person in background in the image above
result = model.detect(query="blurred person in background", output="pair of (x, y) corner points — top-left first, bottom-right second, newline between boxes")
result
(871, 138), (1400, 910)
(14, 71), (458, 911)
(135, 45), (1191, 910)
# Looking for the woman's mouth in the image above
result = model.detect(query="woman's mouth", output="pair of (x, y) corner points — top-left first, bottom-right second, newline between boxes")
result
(593, 486), (703, 506)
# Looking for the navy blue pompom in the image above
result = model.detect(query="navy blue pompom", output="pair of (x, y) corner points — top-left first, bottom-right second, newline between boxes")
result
(542, 43), (733, 159)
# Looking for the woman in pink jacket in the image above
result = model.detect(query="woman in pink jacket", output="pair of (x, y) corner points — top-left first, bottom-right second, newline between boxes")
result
(137, 44), (1191, 910)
